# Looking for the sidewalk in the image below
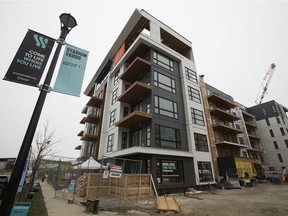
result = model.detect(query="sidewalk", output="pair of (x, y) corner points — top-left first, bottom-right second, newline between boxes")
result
(40, 181), (88, 216)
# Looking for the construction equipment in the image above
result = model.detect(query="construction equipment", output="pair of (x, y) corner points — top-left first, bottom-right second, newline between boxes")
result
(255, 63), (276, 104)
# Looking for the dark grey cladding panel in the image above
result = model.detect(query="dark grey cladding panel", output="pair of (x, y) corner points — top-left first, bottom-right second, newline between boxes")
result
(247, 100), (280, 120)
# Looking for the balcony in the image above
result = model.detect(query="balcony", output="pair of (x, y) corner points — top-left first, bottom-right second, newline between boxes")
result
(248, 133), (260, 140)
(207, 93), (236, 109)
(246, 147), (263, 153)
(115, 111), (152, 128)
(120, 57), (151, 83)
(212, 121), (243, 134)
(87, 96), (103, 107)
(118, 81), (151, 104)
(75, 145), (81, 150)
(77, 130), (98, 142)
(245, 121), (257, 128)
(210, 107), (240, 121)
(81, 132), (98, 142)
(215, 140), (248, 148)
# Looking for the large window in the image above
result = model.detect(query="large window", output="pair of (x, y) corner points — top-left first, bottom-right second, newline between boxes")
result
(155, 125), (181, 149)
(198, 162), (213, 182)
(153, 52), (174, 71)
(185, 67), (197, 83)
(194, 133), (209, 152)
(188, 86), (201, 103)
(131, 129), (141, 147)
(109, 109), (116, 127)
(146, 126), (151, 147)
(156, 160), (183, 184)
(111, 88), (118, 105)
(191, 108), (205, 126)
(154, 71), (176, 93)
(155, 96), (178, 119)
(107, 134), (114, 152)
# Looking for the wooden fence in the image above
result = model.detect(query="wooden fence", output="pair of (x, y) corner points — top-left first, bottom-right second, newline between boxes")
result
(76, 173), (155, 200)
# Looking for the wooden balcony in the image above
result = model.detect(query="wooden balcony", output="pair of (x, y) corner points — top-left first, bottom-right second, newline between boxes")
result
(87, 96), (103, 107)
(118, 81), (151, 104)
(115, 111), (152, 128)
(210, 107), (240, 121)
(120, 57), (151, 83)
(208, 93), (237, 109)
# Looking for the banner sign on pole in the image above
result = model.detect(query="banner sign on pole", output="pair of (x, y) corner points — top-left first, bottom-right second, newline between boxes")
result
(10, 202), (31, 216)
(3, 29), (55, 87)
(53, 44), (89, 97)
(17, 148), (32, 193)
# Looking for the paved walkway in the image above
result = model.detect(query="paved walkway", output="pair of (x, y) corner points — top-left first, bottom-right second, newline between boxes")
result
(40, 181), (88, 215)
(40, 181), (153, 215)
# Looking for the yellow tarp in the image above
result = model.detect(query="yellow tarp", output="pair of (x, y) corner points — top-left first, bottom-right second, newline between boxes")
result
(235, 160), (257, 178)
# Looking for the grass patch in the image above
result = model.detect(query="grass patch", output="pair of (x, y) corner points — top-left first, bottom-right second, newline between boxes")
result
(16, 183), (48, 216)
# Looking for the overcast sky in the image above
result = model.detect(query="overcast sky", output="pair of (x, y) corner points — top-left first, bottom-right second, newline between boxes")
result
(0, 0), (287, 159)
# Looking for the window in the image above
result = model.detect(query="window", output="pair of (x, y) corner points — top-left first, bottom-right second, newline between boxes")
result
(155, 96), (178, 119)
(187, 86), (201, 103)
(111, 88), (118, 105)
(114, 70), (119, 85)
(154, 71), (176, 93)
(194, 133), (209, 152)
(273, 141), (279, 149)
(156, 160), (183, 184)
(198, 162), (213, 182)
(146, 97), (150, 113)
(266, 118), (270, 126)
(153, 52), (174, 71)
(131, 129), (141, 147)
(123, 107), (129, 117)
(191, 108), (205, 126)
(121, 132), (128, 149)
(280, 127), (285, 136)
(109, 109), (116, 127)
(276, 117), (281, 124)
(155, 125), (181, 149)
(269, 129), (274, 137)
(107, 134), (114, 152)
(146, 126), (151, 147)
(285, 140), (288, 148)
(185, 67), (197, 83)
(277, 153), (283, 162)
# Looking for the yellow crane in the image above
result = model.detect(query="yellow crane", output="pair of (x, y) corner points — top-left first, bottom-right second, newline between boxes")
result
(255, 63), (276, 104)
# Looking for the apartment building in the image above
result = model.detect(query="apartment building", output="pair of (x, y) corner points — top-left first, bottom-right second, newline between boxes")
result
(247, 100), (288, 170)
(77, 9), (215, 193)
(199, 78), (264, 180)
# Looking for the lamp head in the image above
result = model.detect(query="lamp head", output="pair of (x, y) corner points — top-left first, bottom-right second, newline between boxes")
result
(60, 13), (77, 31)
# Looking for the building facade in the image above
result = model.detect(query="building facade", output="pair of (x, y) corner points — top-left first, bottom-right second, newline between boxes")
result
(199, 78), (265, 180)
(77, 9), (215, 193)
(247, 100), (288, 170)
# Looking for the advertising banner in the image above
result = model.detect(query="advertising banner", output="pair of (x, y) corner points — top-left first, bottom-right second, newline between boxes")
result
(3, 29), (55, 87)
(53, 44), (89, 97)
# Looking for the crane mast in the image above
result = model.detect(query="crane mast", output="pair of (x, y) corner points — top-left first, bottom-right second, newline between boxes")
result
(255, 63), (276, 104)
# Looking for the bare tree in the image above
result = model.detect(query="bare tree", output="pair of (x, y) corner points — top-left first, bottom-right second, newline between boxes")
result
(24, 121), (61, 200)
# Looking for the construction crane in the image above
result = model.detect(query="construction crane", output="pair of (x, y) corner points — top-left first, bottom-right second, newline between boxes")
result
(255, 63), (276, 104)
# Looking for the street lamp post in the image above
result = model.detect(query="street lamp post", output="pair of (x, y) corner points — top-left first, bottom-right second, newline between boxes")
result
(0, 13), (77, 216)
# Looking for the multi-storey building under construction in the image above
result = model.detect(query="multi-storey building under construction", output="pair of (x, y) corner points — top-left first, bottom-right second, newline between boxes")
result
(77, 9), (215, 193)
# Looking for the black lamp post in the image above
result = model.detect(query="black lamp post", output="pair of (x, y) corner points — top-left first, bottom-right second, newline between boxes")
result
(0, 13), (77, 216)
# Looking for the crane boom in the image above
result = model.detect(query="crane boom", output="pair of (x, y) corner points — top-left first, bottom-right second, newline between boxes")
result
(255, 63), (276, 104)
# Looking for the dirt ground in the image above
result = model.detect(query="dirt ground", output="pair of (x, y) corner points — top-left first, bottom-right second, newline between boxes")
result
(113, 182), (288, 216)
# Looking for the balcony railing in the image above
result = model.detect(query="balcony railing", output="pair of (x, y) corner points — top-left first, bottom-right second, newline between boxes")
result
(212, 120), (243, 134)
(210, 106), (240, 121)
